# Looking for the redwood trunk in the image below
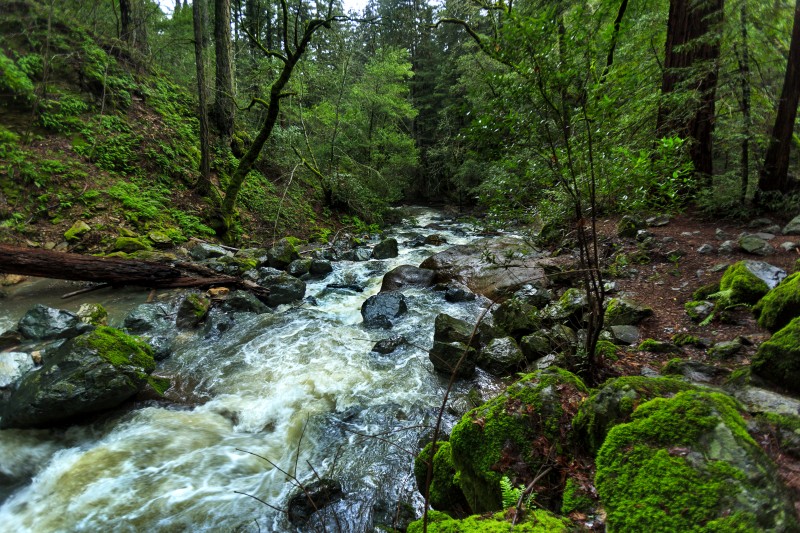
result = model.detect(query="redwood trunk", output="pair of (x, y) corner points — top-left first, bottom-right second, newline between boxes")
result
(214, 0), (235, 139)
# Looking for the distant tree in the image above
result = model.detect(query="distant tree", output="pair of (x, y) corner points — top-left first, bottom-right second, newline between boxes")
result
(193, 0), (212, 193)
(758, 0), (800, 196)
(214, 0), (235, 139)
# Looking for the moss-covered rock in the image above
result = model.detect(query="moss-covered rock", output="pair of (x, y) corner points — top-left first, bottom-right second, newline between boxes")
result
(594, 339), (620, 361)
(751, 316), (800, 393)
(637, 338), (680, 354)
(604, 298), (653, 326)
(573, 376), (694, 454)
(406, 509), (571, 533)
(492, 298), (540, 338)
(113, 236), (150, 253)
(64, 220), (91, 242)
(175, 293), (210, 329)
(684, 300), (714, 322)
(449, 368), (588, 512)
(560, 477), (594, 515)
(542, 288), (587, 326)
(715, 260), (772, 306)
(596, 390), (798, 532)
(76, 302), (108, 326)
(434, 313), (479, 347)
(754, 272), (800, 332)
(266, 237), (300, 270)
(413, 441), (469, 513)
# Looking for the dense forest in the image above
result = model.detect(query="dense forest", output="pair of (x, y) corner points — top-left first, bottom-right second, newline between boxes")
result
(2, 0), (800, 532)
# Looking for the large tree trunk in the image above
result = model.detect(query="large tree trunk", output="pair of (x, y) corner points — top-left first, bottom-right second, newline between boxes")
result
(758, 0), (800, 195)
(120, 0), (132, 42)
(214, 0), (236, 140)
(656, 0), (724, 183)
(0, 245), (269, 299)
(193, 0), (212, 193)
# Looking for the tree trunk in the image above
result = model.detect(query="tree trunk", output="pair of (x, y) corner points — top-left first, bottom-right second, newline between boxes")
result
(758, 0), (800, 195)
(120, 0), (132, 42)
(736, 3), (751, 204)
(193, 0), (212, 193)
(214, 0), (235, 140)
(0, 245), (269, 299)
(656, 0), (724, 184)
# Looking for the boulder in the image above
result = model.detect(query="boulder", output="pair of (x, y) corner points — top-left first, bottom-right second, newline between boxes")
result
(782, 213), (800, 235)
(596, 390), (798, 532)
(492, 297), (540, 338)
(684, 300), (715, 322)
(287, 478), (344, 525)
(428, 341), (477, 377)
(752, 316), (800, 393)
(449, 368), (588, 512)
(714, 260), (784, 307)
(266, 238), (300, 270)
(371, 238), (399, 259)
(708, 339), (743, 359)
(221, 290), (270, 314)
(175, 293), (211, 329)
(123, 303), (171, 334)
(478, 336), (524, 375)
(76, 303), (108, 326)
(372, 335), (407, 354)
(433, 313), (478, 347)
(113, 236), (150, 253)
(542, 288), (587, 325)
(661, 358), (731, 384)
(753, 272), (800, 332)
(309, 259), (333, 277)
(0, 351), (34, 388)
(361, 291), (408, 328)
(572, 376), (694, 453)
(512, 284), (553, 309)
(444, 283), (476, 303)
(17, 304), (92, 341)
(739, 234), (774, 256)
(64, 220), (91, 242)
(258, 270), (306, 306)
(0, 330), (23, 351)
(380, 265), (436, 292)
(189, 242), (231, 261)
(413, 441), (469, 514)
(604, 298), (653, 326)
(286, 258), (312, 277)
(0, 327), (158, 429)
(607, 325), (641, 345)
(339, 247), (372, 262)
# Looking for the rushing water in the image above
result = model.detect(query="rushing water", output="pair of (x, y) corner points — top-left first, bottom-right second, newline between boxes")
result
(0, 208), (493, 532)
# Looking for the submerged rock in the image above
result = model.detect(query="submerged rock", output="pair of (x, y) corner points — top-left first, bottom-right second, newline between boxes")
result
(287, 478), (344, 525)
(372, 335), (407, 354)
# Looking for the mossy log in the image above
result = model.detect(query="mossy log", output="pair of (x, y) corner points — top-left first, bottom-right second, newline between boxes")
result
(0, 244), (270, 300)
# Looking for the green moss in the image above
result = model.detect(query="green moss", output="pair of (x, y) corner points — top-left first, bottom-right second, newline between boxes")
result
(0, 50), (34, 104)
(595, 391), (768, 532)
(717, 261), (770, 306)
(672, 333), (700, 347)
(414, 441), (465, 512)
(751, 316), (800, 393)
(638, 338), (680, 353)
(64, 220), (91, 242)
(594, 339), (619, 361)
(692, 281), (720, 301)
(76, 326), (155, 372)
(560, 478), (592, 515)
(753, 272), (800, 332)
(406, 509), (571, 533)
(145, 376), (171, 395)
(114, 236), (150, 253)
(449, 368), (587, 512)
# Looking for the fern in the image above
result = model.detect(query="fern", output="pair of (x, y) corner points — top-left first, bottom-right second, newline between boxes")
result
(500, 475), (523, 508)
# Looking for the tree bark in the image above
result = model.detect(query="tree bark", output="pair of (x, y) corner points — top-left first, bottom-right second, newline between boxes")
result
(214, 0), (235, 139)
(0, 245), (269, 299)
(656, 0), (724, 183)
(193, 0), (212, 193)
(758, 0), (800, 195)
(120, 0), (132, 42)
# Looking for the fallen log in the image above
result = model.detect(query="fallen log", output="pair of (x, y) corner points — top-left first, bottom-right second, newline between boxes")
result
(0, 244), (270, 300)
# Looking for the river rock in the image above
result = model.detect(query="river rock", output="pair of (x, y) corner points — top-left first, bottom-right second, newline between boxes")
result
(380, 265), (436, 292)
(782, 214), (800, 235)
(478, 337), (524, 375)
(0, 351), (34, 388)
(286, 258), (312, 277)
(604, 297), (653, 326)
(257, 270), (306, 306)
(287, 478), (345, 525)
(434, 313), (478, 347)
(596, 390), (798, 532)
(18, 304), (93, 341)
(0, 330), (24, 351)
(176, 293), (211, 329)
(339, 247), (372, 262)
(444, 283), (476, 303)
(492, 297), (540, 338)
(371, 238), (399, 259)
(189, 242), (231, 261)
(221, 290), (270, 314)
(429, 341), (476, 377)
(361, 292), (408, 328)
(123, 303), (171, 333)
(0, 327), (157, 429)
(309, 259), (333, 276)
(419, 236), (557, 299)
(76, 303), (108, 326)
(265, 238), (301, 270)
(372, 335), (407, 354)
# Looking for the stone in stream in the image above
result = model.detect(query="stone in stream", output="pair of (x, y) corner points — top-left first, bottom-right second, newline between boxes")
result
(361, 292), (408, 329)
(444, 282), (476, 303)
(0, 351), (34, 389)
(265, 238), (300, 270)
(372, 335), (407, 354)
(287, 478), (345, 525)
(429, 341), (477, 377)
(380, 265), (436, 292)
(309, 259), (333, 276)
(478, 336), (524, 375)
(371, 237), (399, 259)
(17, 304), (93, 341)
(257, 269), (306, 306)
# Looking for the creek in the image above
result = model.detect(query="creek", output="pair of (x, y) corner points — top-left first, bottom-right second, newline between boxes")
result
(0, 208), (495, 532)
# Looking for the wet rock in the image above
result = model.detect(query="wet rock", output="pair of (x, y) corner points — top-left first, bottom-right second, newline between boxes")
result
(361, 292), (408, 328)
(123, 303), (171, 334)
(424, 234), (447, 246)
(0, 330), (23, 351)
(76, 303), (108, 326)
(782, 213), (800, 235)
(752, 317), (800, 393)
(286, 258), (312, 277)
(0, 327), (158, 429)
(265, 238), (300, 270)
(444, 283), (476, 303)
(221, 290), (270, 314)
(309, 259), (333, 276)
(339, 247), (373, 262)
(257, 270), (306, 306)
(513, 284), (553, 308)
(542, 288), (587, 325)
(325, 283), (364, 293)
(638, 339), (680, 354)
(739, 234), (774, 256)
(189, 242), (231, 260)
(478, 337), (524, 375)
(596, 390), (798, 532)
(492, 297), (540, 338)
(434, 313), (478, 347)
(371, 238), (399, 259)
(175, 293), (211, 329)
(429, 341), (476, 377)
(520, 331), (552, 360)
(287, 478), (345, 525)
(0, 352), (34, 388)
(413, 441), (469, 515)
(661, 359), (731, 383)
(604, 298), (653, 326)
(380, 265), (436, 292)
(18, 305), (92, 341)
(372, 335), (407, 354)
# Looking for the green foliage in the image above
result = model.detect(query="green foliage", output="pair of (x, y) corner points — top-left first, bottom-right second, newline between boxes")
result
(751, 316), (800, 393)
(107, 181), (165, 222)
(0, 50), (34, 104)
(499, 475), (530, 509)
(40, 93), (89, 133)
(406, 509), (571, 533)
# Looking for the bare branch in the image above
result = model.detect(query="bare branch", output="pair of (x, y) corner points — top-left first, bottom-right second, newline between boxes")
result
(243, 26), (288, 63)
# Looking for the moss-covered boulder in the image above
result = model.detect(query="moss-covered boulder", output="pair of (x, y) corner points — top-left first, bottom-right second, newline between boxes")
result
(596, 390), (798, 532)
(0, 327), (158, 428)
(113, 236), (150, 253)
(478, 337), (525, 376)
(266, 237), (300, 270)
(751, 316), (800, 393)
(542, 288), (587, 326)
(449, 368), (588, 512)
(64, 220), (91, 242)
(175, 293), (210, 329)
(414, 441), (469, 514)
(604, 298), (653, 326)
(17, 304), (93, 341)
(492, 297), (540, 338)
(434, 313), (479, 347)
(754, 271), (800, 332)
(76, 303), (108, 326)
(572, 376), (695, 454)
(406, 509), (571, 533)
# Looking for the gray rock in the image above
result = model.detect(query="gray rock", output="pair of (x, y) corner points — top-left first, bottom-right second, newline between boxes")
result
(661, 359), (731, 383)
(266, 238), (300, 270)
(617, 215), (644, 238)
(0, 330), (23, 351)
(493, 297), (541, 337)
(646, 215), (670, 227)
(520, 331), (552, 360)
(715, 228), (727, 240)
(513, 284), (553, 309)
(739, 235), (775, 256)
(361, 292), (408, 328)
(754, 232), (776, 241)
(221, 290), (270, 314)
(780, 241), (798, 252)
(123, 303), (172, 334)
(372, 335), (407, 354)
(697, 243), (714, 254)
(478, 337), (524, 375)
(444, 283), (476, 303)
(429, 341), (476, 377)
(608, 325), (641, 345)
(605, 298), (653, 326)
(719, 240), (737, 254)
(748, 217), (774, 229)
(782, 214), (800, 235)
(18, 305), (92, 341)
(738, 260), (786, 289)
(371, 238), (399, 259)
(0, 352), (34, 388)
(286, 259), (312, 277)
(380, 265), (436, 292)
(189, 242), (231, 261)
(764, 224), (782, 235)
(176, 293), (210, 329)
(287, 478), (344, 525)
(434, 313), (478, 346)
(0, 328), (157, 429)
(338, 247), (372, 262)
(309, 259), (333, 276)
(708, 339), (743, 360)
(542, 288), (587, 324)
(258, 271), (306, 306)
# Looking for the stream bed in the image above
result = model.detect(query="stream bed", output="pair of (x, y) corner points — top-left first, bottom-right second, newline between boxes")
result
(0, 208), (495, 532)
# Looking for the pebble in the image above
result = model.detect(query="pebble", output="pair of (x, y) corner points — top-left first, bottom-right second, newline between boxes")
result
(697, 244), (714, 254)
